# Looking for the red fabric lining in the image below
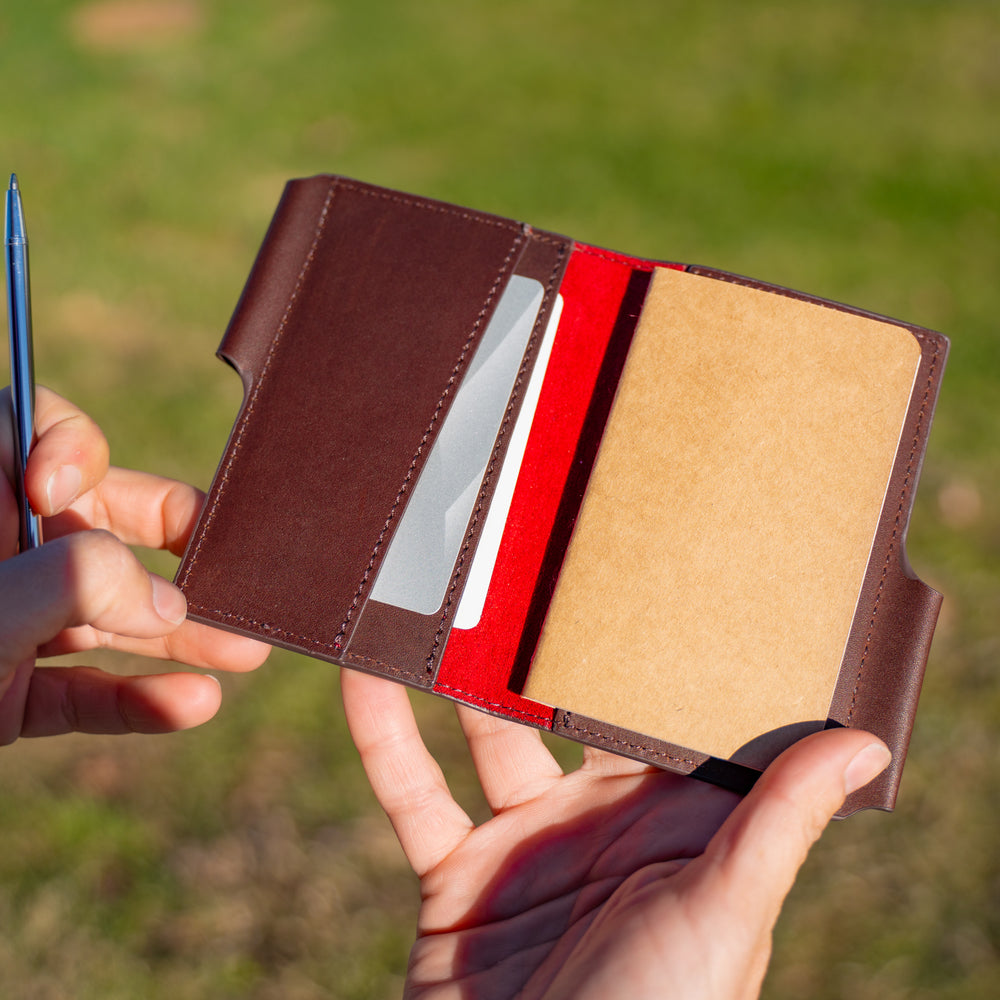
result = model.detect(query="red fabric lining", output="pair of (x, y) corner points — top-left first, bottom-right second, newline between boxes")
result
(434, 245), (683, 724)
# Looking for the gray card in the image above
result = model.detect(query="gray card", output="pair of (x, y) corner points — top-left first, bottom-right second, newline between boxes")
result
(369, 275), (544, 615)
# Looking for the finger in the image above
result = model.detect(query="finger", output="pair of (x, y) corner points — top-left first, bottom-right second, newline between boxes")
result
(18, 387), (111, 516)
(341, 667), (474, 876)
(704, 728), (890, 888)
(580, 742), (660, 778)
(0, 530), (187, 675)
(0, 661), (33, 743)
(44, 466), (205, 555)
(18, 667), (222, 738)
(38, 618), (271, 673)
(0, 471), (18, 559)
(455, 704), (564, 813)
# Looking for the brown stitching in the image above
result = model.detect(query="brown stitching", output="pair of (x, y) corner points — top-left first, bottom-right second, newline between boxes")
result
(524, 230), (567, 247)
(342, 652), (424, 682)
(688, 268), (934, 344)
(178, 179), (338, 590)
(558, 717), (697, 766)
(334, 180), (521, 234)
(186, 605), (421, 681)
(325, 181), (568, 252)
(432, 683), (554, 723)
(423, 242), (569, 674)
(186, 604), (342, 652)
(846, 341), (941, 723)
(572, 243), (658, 270)
(334, 230), (528, 649)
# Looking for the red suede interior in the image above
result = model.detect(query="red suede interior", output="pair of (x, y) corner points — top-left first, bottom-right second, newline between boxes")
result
(434, 244), (682, 725)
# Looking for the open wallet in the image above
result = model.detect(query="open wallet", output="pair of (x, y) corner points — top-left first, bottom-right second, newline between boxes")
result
(176, 175), (948, 815)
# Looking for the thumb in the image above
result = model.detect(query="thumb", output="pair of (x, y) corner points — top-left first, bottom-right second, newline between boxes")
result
(705, 729), (891, 905)
(688, 728), (891, 994)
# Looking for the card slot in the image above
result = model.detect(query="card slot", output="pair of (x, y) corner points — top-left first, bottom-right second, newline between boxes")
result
(343, 231), (571, 684)
(328, 228), (530, 653)
(367, 274), (548, 619)
(179, 177), (531, 660)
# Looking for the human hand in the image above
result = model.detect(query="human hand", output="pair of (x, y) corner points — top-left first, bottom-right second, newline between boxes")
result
(0, 387), (269, 744)
(342, 668), (891, 1000)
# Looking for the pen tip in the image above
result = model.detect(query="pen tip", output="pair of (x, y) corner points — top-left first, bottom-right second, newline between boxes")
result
(9, 174), (17, 190)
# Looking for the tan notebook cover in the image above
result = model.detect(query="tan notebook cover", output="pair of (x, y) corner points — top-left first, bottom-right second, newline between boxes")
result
(523, 267), (921, 764)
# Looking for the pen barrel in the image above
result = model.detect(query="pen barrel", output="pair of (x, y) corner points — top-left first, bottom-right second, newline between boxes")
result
(5, 224), (42, 550)
(7, 238), (35, 420)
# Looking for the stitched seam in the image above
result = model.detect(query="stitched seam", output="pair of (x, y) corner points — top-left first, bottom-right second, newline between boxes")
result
(342, 652), (426, 682)
(432, 683), (554, 723)
(334, 180), (522, 233)
(186, 604), (341, 652)
(527, 232), (566, 246)
(329, 182), (569, 253)
(559, 717), (697, 765)
(422, 243), (569, 674)
(689, 270), (934, 344)
(334, 230), (528, 649)
(846, 341), (941, 724)
(572, 243), (658, 270)
(185, 605), (432, 684)
(178, 178), (338, 590)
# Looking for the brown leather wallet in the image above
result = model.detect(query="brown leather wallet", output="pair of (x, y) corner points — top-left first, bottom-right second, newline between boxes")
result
(176, 175), (948, 815)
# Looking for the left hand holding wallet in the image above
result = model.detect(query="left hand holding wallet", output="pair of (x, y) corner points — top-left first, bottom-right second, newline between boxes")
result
(341, 665), (891, 1000)
(0, 387), (269, 744)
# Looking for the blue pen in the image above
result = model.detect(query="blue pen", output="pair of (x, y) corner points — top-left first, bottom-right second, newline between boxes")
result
(5, 173), (42, 550)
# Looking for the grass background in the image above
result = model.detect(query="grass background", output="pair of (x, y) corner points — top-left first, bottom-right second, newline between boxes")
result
(0, 1), (997, 997)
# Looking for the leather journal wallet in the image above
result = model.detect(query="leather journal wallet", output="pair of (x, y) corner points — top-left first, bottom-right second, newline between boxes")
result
(176, 175), (948, 815)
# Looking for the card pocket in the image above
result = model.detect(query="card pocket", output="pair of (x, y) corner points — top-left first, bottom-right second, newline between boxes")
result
(179, 177), (551, 668)
(342, 233), (570, 686)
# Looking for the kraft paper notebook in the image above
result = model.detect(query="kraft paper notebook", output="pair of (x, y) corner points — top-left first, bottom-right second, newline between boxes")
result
(176, 175), (948, 815)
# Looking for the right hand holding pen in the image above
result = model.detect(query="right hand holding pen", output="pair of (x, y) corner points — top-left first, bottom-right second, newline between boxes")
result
(0, 387), (269, 745)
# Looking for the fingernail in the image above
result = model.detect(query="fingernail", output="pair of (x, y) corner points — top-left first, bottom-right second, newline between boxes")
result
(45, 465), (83, 513)
(151, 575), (188, 626)
(843, 742), (892, 795)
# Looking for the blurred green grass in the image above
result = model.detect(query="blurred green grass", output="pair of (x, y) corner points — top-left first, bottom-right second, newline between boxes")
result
(0, 1), (997, 997)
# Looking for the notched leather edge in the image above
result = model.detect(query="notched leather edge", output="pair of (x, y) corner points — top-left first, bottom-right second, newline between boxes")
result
(175, 177), (338, 600)
(217, 176), (337, 393)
